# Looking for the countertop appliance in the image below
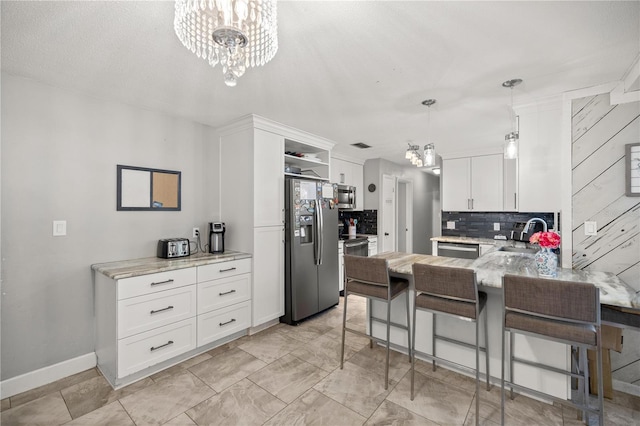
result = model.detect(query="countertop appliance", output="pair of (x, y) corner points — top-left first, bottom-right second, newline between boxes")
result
(282, 178), (339, 325)
(157, 238), (190, 258)
(209, 222), (225, 253)
(437, 242), (479, 259)
(336, 184), (356, 209)
(510, 221), (545, 242)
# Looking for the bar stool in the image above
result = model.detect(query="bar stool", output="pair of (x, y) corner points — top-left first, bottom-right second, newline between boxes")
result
(501, 274), (604, 425)
(340, 254), (411, 390)
(410, 263), (489, 425)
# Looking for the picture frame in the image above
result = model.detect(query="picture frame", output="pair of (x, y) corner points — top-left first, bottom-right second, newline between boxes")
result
(117, 165), (182, 211)
(626, 143), (640, 197)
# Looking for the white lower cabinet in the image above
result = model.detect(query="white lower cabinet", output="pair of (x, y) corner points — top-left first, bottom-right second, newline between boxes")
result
(94, 256), (253, 388)
(338, 241), (344, 292)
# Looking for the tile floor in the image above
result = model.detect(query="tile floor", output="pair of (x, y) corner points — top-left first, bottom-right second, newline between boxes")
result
(2, 295), (639, 425)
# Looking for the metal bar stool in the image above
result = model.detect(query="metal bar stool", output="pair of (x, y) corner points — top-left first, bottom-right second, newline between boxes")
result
(501, 274), (604, 425)
(340, 254), (411, 390)
(410, 263), (489, 426)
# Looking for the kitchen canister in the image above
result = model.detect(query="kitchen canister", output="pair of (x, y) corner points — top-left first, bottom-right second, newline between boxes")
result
(349, 226), (356, 236)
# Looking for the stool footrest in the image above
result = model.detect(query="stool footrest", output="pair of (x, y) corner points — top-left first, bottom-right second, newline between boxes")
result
(434, 333), (488, 353)
(371, 315), (411, 332)
(413, 348), (488, 380)
(503, 381), (602, 417)
(511, 355), (585, 380)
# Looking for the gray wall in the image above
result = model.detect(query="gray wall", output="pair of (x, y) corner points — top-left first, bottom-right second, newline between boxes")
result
(0, 73), (219, 380)
(363, 159), (440, 255)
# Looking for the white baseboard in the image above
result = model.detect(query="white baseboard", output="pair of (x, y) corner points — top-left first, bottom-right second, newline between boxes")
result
(1, 352), (96, 399)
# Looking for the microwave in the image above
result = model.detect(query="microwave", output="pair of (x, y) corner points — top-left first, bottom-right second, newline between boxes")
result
(337, 184), (356, 209)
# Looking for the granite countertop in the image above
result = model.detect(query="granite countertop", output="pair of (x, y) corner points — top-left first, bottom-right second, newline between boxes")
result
(431, 236), (518, 246)
(373, 251), (639, 309)
(92, 250), (252, 280)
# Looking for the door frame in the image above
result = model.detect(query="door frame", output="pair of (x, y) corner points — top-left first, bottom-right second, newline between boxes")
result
(397, 178), (413, 253)
(380, 174), (396, 253)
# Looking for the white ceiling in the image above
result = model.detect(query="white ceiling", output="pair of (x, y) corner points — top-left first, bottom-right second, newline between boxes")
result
(2, 1), (639, 165)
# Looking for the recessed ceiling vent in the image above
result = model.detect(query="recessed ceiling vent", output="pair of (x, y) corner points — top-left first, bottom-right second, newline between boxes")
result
(351, 142), (371, 149)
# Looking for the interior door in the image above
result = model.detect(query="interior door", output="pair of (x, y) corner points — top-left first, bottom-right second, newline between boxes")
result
(382, 174), (396, 252)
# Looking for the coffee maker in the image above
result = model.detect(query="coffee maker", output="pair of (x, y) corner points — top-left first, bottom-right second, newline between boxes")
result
(209, 222), (225, 253)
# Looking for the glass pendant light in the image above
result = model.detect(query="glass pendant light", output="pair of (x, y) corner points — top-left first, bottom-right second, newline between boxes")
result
(422, 99), (437, 167)
(502, 79), (522, 159)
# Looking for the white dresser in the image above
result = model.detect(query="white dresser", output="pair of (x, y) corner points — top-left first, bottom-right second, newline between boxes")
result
(93, 251), (252, 389)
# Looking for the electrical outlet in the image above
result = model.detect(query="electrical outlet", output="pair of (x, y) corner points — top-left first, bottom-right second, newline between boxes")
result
(193, 227), (200, 238)
(584, 221), (597, 236)
(493, 222), (500, 231)
(446, 221), (455, 230)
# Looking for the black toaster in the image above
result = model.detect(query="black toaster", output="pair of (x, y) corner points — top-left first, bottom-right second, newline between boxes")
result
(157, 238), (190, 259)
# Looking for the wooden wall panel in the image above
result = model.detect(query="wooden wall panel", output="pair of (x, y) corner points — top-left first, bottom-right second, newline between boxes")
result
(572, 93), (640, 389)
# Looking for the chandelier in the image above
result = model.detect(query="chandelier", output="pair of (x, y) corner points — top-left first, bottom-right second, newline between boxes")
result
(174, 0), (278, 87)
(502, 79), (522, 159)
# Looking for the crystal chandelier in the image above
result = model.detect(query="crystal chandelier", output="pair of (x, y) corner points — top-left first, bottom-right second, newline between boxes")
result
(502, 79), (522, 159)
(174, 0), (278, 87)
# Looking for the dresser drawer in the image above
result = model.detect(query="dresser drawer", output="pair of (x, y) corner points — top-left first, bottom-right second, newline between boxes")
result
(197, 259), (251, 283)
(117, 317), (196, 378)
(197, 301), (251, 346)
(117, 268), (196, 300)
(118, 285), (196, 338)
(198, 273), (251, 315)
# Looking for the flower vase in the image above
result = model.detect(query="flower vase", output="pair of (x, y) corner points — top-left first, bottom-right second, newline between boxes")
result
(535, 248), (558, 278)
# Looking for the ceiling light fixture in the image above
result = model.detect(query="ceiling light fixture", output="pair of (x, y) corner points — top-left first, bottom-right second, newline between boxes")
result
(174, 0), (278, 87)
(502, 79), (522, 159)
(422, 99), (437, 168)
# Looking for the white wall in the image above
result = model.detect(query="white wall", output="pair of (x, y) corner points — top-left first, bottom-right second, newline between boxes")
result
(0, 73), (218, 380)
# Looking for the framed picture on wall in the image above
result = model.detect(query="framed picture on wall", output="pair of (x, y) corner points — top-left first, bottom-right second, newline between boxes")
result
(626, 143), (640, 197)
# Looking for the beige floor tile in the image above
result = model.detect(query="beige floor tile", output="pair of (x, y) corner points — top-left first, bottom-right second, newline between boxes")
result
(277, 319), (334, 343)
(365, 399), (439, 425)
(562, 399), (640, 426)
(387, 370), (474, 425)
(291, 333), (361, 372)
(463, 395), (501, 426)
(348, 343), (412, 383)
(238, 330), (301, 363)
(1, 398), (10, 412)
(205, 336), (250, 358)
(325, 325), (372, 349)
(150, 353), (212, 382)
(1, 392), (71, 426)
(119, 370), (215, 426)
(313, 361), (397, 418)
(9, 368), (99, 408)
(478, 385), (563, 426)
(162, 412), (197, 425)
(263, 389), (366, 426)
(65, 401), (135, 426)
(248, 354), (329, 403)
(186, 378), (286, 425)
(188, 347), (266, 392)
(61, 374), (152, 419)
(413, 357), (480, 394)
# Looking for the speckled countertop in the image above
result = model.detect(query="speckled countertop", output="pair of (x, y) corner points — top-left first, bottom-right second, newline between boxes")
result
(431, 236), (519, 246)
(92, 250), (252, 280)
(373, 251), (639, 309)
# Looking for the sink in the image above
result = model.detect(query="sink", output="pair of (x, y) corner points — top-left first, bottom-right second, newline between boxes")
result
(498, 246), (538, 255)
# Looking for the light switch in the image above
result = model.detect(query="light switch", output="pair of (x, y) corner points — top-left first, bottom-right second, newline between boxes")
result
(53, 220), (67, 236)
(493, 223), (500, 231)
(446, 221), (455, 230)
(584, 221), (597, 236)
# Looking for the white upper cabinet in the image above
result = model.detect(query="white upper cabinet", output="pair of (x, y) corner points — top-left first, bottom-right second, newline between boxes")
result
(331, 156), (364, 210)
(254, 129), (284, 227)
(442, 154), (504, 211)
(503, 158), (518, 211)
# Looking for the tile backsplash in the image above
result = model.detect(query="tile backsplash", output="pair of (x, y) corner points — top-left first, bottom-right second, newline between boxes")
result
(339, 209), (378, 235)
(442, 211), (556, 239)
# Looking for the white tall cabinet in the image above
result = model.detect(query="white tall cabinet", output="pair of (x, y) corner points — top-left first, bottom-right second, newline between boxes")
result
(330, 155), (364, 210)
(218, 115), (335, 329)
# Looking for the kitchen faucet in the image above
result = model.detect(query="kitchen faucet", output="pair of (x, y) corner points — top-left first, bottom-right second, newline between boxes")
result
(522, 217), (548, 240)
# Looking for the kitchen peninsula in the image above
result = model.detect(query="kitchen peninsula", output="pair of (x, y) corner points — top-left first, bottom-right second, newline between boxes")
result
(366, 250), (639, 401)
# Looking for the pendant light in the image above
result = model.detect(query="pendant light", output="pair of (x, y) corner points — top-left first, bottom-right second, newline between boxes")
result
(422, 99), (437, 167)
(502, 79), (522, 159)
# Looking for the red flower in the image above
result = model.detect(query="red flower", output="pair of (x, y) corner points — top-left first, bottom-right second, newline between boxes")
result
(529, 231), (561, 249)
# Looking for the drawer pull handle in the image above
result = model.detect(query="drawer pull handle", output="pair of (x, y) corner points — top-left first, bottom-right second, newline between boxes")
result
(219, 318), (236, 327)
(219, 289), (237, 296)
(150, 340), (174, 352)
(150, 306), (174, 315)
(150, 279), (174, 287)
(219, 267), (237, 273)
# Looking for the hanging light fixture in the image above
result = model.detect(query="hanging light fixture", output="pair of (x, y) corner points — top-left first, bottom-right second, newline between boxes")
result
(422, 99), (437, 167)
(174, 0), (278, 87)
(502, 79), (522, 159)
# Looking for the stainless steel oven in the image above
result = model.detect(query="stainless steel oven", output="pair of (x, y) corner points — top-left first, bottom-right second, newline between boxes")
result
(337, 184), (356, 209)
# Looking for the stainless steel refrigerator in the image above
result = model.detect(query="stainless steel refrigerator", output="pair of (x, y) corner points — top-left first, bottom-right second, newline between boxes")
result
(281, 178), (339, 325)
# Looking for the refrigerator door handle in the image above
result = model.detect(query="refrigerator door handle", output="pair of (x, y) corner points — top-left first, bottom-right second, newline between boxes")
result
(317, 199), (324, 265)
